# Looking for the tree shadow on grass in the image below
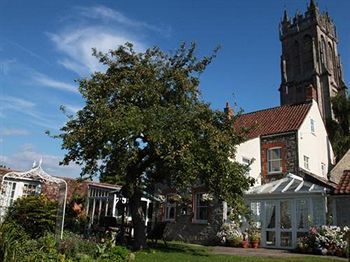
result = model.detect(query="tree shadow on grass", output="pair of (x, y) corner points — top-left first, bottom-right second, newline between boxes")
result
(146, 241), (210, 257)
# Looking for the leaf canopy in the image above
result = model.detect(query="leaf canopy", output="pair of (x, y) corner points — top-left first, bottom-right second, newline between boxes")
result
(59, 42), (252, 206)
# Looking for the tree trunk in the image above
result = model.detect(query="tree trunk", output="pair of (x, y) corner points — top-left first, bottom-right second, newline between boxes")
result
(130, 190), (147, 250)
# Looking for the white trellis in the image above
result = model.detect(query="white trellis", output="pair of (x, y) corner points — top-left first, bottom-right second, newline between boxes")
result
(0, 160), (67, 239)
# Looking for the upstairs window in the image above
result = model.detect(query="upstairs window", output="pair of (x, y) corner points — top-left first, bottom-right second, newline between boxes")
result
(304, 156), (310, 170)
(194, 192), (208, 223)
(310, 119), (315, 134)
(242, 157), (251, 176)
(321, 163), (326, 176)
(267, 148), (282, 174)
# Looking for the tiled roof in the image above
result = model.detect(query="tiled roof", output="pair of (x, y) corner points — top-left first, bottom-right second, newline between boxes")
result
(235, 102), (312, 139)
(335, 170), (350, 194)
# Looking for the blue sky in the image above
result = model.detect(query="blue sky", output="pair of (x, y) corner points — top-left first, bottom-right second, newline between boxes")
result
(1, 0), (349, 178)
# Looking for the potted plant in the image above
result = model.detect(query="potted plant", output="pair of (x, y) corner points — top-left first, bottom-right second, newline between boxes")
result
(241, 232), (249, 248)
(249, 229), (260, 248)
(227, 234), (243, 247)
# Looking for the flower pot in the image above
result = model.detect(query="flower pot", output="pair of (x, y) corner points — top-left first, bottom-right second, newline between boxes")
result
(242, 240), (249, 248)
(251, 240), (259, 248)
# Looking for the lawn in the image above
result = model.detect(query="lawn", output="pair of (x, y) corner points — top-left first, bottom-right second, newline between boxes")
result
(136, 242), (343, 262)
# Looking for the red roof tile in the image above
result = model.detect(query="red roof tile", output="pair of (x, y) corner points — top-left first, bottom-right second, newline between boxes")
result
(235, 102), (312, 139)
(335, 170), (350, 194)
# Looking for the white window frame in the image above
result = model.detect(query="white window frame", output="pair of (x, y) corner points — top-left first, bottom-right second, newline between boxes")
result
(321, 162), (325, 176)
(164, 194), (176, 222)
(267, 147), (282, 174)
(193, 192), (209, 224)
(310, 119), (315, 134)
(242, 157), (250, 176)
(304, 155), (310, 170)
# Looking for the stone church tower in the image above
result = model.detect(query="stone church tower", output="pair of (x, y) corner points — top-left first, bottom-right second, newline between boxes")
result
(279, 0), (347, 121)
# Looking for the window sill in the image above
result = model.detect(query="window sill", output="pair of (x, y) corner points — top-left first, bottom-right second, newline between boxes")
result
(192, 220), (208, 225)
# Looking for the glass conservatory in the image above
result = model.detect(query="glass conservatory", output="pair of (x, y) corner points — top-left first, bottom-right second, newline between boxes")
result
(245, 174), (330, 249)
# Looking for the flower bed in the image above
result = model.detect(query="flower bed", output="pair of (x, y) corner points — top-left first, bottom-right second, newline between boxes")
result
(297, 225), (349, 257)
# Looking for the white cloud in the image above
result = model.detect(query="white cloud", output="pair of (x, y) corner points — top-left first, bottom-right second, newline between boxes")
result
(47, 6), (170, 76)
(0, 95), (61, 130)
(0, 59), (16, 75)
(76, 5), (168, 34)
(0, 95), (35, 111)
(0, 144), (81, 178)
(49, 26), (145, 76)
(33, 72), (78, 93)
(0, 128), (29, 136)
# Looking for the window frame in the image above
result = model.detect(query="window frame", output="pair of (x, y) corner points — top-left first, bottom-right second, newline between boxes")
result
(267, 147), (283, 175)
(164, 194), (177, 222)
(304, 155), (310, 170)
(310, 119), (315, 134)
(193, 192), (209, 224)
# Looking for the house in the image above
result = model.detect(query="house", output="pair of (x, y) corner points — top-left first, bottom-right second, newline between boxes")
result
(233, 99), (334, 186)
(330, 149), (350, 227)
(231, 99), (339, 249)
(0, 162), (154, 235)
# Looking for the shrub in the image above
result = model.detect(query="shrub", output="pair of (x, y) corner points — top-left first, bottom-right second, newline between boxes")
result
(216, 222), (243, 246)
(0, 222), (27, 262)
(4, 194), (57, 238)
(297, 225), (349, 257)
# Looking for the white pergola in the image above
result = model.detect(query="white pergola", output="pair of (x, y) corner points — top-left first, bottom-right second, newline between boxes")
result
(245, 173), (330, 249)
(0, 160), (67, 240)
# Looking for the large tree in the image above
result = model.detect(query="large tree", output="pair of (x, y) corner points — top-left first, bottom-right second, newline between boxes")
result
(58, 43), (252, 249)
(327, 92), (350, 161)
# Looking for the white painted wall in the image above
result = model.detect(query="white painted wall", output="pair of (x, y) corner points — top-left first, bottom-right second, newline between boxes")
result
(235, 137), (261, 185)
(298, 100), (335, 179)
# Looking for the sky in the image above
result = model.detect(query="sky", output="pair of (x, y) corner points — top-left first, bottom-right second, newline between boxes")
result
(0, 0), (349, 178)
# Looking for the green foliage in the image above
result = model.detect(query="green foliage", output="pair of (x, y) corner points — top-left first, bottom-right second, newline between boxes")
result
(58, 231), (97, 259)
(327, 93), (350, 161)
(65, 194), (88, 233)
(57, 42), (252, 249)
(4, 194), (57, 238)
(0, 222), (27, 262)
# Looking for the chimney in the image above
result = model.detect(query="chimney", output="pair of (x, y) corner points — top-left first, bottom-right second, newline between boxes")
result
(224, 102), (234, 119)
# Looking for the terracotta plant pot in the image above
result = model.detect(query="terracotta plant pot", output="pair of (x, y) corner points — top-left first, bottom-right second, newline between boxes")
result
(242, 240), (249, 248)
(251, 240), (259, 248)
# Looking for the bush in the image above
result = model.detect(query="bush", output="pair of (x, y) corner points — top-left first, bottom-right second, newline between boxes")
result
(297, 225), (349, 257)
(0, 222), (27, 262)
(4, 194), (57, 238)
(216, 222), (243, 246)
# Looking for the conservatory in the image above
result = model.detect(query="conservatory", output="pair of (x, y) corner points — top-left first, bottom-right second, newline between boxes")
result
(245, 174), (331, 249)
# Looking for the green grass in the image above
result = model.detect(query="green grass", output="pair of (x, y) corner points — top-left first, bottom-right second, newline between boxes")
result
(135, 242), (342, 262)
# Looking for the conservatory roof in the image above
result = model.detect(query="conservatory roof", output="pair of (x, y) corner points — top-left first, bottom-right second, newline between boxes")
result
(245, 174), (329, 196)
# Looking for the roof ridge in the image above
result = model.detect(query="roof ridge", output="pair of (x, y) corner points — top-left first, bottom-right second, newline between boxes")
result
(239, 101), (312, 117)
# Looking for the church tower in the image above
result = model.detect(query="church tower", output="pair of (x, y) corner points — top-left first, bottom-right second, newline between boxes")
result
(279, 0), (347, 121)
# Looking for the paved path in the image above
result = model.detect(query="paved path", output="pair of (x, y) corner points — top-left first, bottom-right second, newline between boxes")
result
(211, 246), (347, 261)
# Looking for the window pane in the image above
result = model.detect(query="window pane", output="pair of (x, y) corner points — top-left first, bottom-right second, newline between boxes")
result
(265, 202), (276, 228)
(296, 199), (308, 229)
(280, 200), (292, 229)
(266, 231), (275, 246)
(280, 232), (292, 247)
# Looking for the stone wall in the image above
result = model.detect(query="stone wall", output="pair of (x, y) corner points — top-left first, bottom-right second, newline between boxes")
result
(163, 200), (224, 245)
(260, 132), (298, 184)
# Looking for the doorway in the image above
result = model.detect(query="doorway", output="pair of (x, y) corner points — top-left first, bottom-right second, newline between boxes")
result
(263, 200), (293, 248)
